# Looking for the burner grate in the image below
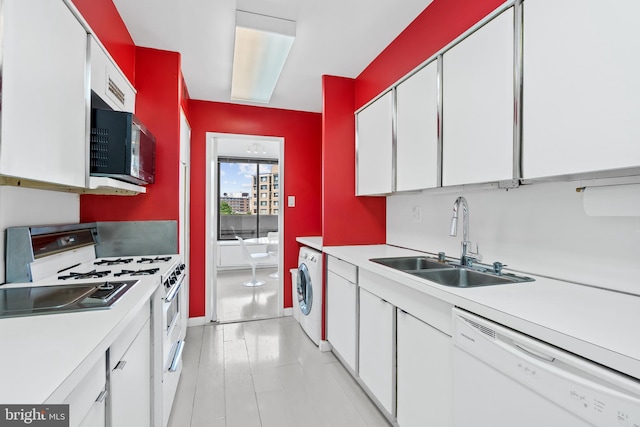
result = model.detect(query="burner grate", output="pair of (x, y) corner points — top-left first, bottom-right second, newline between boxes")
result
(94, 258), (134, 266)
(137, 256), (171, 264)
(114, 268), (160, 277)
(58, 270), (111, 280)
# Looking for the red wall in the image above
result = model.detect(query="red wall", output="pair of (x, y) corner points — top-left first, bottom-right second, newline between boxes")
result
(81, 48), (183, 231)
(70, 0), (136, 84)
(355, 0), (505, 108)
(188, 101), (323, 317)
(322, 76), (386, 246)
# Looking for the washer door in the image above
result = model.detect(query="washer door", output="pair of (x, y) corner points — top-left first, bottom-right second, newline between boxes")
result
(296, 263), (313, 316)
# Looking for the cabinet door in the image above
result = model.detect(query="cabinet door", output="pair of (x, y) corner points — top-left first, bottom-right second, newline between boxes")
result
(397, 310), (452, 427)
(358, 288), (394, 414)
(0, 0), (87, 187)
(326, 270), (357, 370)
(522, 0), (640, 178)
(63, 354), (106, 427)
(442, 8), (514, 186)
(356, 91), (393, 195)
(396, 60), (439, 191)
(111, 318), (151, 427)
(90, 36), (136, 113)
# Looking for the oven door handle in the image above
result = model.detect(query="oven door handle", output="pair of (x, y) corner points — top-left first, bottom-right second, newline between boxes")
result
(169, 340), (185, 372)
(165, 276), (184, 303)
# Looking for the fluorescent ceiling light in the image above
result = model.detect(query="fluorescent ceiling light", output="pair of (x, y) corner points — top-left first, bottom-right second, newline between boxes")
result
(231, 10), (296, 104)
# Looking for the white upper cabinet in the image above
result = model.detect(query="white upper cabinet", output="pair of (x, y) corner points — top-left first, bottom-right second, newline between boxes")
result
(356, 91), (394, 195)
(442, 8), (514, 186)
(0, 0), (87, 187)
(90, 36), (136, 113)
(396, 60), (439, 191)
(522, 0), (640, 179)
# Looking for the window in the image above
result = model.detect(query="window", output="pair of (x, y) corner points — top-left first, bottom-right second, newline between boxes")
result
(273, 201), (279, 206)
(273, 184), (279, 190)
(273, 192), (279, 198)
(217, 158), (279, 240)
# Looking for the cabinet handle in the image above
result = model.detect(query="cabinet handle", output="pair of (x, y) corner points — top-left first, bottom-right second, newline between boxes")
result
(114, 360), (127, 370)
(96, 390), (108, 403)
(169, 340), (185, 372)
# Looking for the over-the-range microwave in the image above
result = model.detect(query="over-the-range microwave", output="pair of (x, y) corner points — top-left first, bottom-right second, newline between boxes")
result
(90, 109), (156, 185)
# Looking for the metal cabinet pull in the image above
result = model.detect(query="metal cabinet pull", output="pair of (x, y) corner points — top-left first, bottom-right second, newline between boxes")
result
(169, 340), (185, 372)
(96, 390), (108, 403)
(114, 360), (127, 370)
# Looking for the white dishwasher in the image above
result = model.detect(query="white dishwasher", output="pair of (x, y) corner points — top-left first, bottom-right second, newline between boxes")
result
(452, 308), (640, 427)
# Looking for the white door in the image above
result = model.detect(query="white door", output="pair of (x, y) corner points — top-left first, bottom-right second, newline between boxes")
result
(396, 59), (439, 191)
(356, 91), (394, 195)
(358, 288), (394, 414)
(442, 8), (514, 186)
(522, 0), (640, 178)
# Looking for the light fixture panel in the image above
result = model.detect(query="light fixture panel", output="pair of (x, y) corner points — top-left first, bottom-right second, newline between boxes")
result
(231, 11), (296, 104)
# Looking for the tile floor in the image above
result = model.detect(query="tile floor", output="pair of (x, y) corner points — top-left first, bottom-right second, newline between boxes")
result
(216, 268), (280, 323)
(167, 317), (391, 427)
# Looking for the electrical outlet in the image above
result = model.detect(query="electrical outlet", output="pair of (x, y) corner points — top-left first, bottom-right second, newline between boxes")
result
(412, 206), (422, 222)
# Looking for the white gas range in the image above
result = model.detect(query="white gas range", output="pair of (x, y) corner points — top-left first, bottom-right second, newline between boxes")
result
(3, 223), (187, 427)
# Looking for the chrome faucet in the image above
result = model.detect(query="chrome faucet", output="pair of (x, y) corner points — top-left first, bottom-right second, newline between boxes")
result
(449, 196), (481, 266)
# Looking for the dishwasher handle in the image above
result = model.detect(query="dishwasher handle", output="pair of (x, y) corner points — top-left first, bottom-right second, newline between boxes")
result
(513, 342), (555, 362)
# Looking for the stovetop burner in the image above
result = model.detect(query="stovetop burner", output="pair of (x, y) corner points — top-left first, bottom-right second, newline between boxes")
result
(137, 256), (172, 264)
(114, 268), (160, 277)
(58, 270), (111, 280)
(94, 258), (134, 266)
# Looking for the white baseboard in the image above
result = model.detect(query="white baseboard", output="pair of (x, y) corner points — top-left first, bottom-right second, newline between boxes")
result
(319, 340), (332, 352)
(187, 316), (207, 327)
(283, 307), (293, 316)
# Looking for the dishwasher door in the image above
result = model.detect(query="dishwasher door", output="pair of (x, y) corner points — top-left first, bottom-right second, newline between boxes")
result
(452, 308), (640, 427)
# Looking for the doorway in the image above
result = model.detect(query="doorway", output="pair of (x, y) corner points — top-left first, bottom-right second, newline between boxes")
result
(205, 134), (284, 323)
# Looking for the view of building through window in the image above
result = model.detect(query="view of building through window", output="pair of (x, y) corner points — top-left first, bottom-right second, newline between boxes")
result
(218, 159), (279, 240)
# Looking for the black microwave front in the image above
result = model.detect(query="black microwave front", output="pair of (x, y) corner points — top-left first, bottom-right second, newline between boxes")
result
(90, 109), (156, 185)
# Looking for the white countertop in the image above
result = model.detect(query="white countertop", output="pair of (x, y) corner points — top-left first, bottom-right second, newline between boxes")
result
(0, 275), (160, 403)
(296, 236), (323, 251)
(323, 244), (640, 380)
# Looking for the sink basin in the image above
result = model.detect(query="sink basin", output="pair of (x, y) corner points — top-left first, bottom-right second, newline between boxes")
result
(412, 268), (520, 288)
(370, 256), (452, 271)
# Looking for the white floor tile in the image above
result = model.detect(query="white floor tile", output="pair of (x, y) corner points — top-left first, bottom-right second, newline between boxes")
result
(216, 268), (280, 323)
(168, 317), (391, 427)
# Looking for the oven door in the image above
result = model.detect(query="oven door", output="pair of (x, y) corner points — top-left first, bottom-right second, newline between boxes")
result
(162, 275), (185, 427)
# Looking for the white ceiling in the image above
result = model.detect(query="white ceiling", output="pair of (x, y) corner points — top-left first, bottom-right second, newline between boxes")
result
(112, 0), (434, 113)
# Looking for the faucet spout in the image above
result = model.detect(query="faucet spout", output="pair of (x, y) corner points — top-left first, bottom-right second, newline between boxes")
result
(450, 196), (476, 266)
(450, 196), (469, 242)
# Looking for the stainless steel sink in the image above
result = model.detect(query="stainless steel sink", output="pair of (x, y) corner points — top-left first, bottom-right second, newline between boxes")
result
(370, 256), (453, 271)
(370, 255), (534, 288)
(411, 268), (519, 288)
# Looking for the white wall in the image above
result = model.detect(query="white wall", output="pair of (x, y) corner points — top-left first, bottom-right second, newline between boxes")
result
(0, 187), (79, 282)
(387, 180), (640, 295)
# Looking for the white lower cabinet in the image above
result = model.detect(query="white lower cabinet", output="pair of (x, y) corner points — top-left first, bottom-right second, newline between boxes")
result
(110, 315), (151, 427)
(326, 266), (357, 371)
(64, 354), (107, 427)
(358, 288), (395, 414)
(397, 309), (453, 427)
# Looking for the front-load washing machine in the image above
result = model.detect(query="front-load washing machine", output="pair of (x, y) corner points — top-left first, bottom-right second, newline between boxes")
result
(296, 246), (323, 345)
